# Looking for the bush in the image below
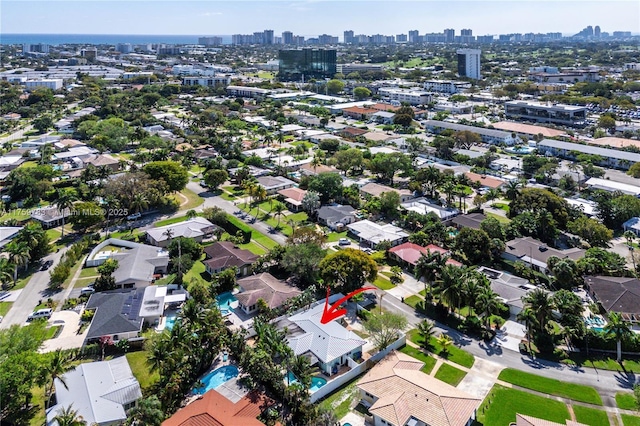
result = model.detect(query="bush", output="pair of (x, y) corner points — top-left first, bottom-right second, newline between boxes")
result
(81, 309), (95, 322)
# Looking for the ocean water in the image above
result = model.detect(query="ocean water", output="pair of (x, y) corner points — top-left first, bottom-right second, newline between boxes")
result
(0, 33), (233, 46)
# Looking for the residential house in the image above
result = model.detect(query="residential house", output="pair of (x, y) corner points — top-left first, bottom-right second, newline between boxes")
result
(299, 162), (338, 177)
(203, 241), (259, 276)
(389, 242), (462, 268)
(584, 276), (640, 324)
(451, 213), (486, 230)
(30, 206), (71, 229)
(342, 106), (379, 120)
(347, 220), (409, 248)
(338, 126), (368, 139)
(464, 172), (505, 189)
(401, 198), (459, 221)
(46, 357), (142, 426)
(83, 154), (120, 172)
(162, 390), (274, 426)
(256, 175), (296, 195)
(515, 414), (587, 426)
(623, 217), (640, 237)
(0, 226), (23, 249)
(139, 285), (188, 327)
(281, 298), (366, 376)
(317, 204), (357, 231)
(360, 182), (414, 203)
(371, 111), (395, 124)
(278, 187), (307, 212)
(358, 350), (481, 426)
(478, 267), (540, 317)
(236, 272), (301, 314)
(502, 236), (584, 273)
(85, 238), (170, 288)
(146, 217), (218, 247)
(84, 288), (147, 344)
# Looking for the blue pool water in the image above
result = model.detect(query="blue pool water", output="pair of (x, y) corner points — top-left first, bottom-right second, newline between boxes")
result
(193, 365), (239, 394)
(343, 423), (353, 426)
(591, 327), (604, 332)
(216, 292), (237, 315)
(164, 314), (177, 331)
(286, 372), (328, 393)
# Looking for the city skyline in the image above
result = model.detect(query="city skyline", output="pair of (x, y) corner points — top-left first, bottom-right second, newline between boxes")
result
(2, 1), (639, 37)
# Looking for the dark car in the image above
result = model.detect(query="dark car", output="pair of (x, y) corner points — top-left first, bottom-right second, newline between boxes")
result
(40, 260), (53, 271)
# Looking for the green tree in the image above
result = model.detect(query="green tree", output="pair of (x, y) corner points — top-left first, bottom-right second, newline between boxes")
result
(333, 148), (364, 176)
(436, 334), (454, 356)
(33, 115), (54, 133)
(301, 190), (321, 214)
(417, 319), (436, 348)
(604, 311), (632, 362)
(379, 191), (401, 218)
(363, 311), (408, 350)
(367, 152), (412, 185)
(51, 405), (86, 426)
(453, 228), (491, 264)
(319, 248), (378, 293)
(143, 161), (189, 192)
(125, 396), (164, 426)
(307, 172), (343, 203)
(353, 86), (372, 100)
(281, 243), (325, 287)
(481, 217), (505, 240)
(44, 349), (74, 401)
(393, 105), (415, 127)
(326, 79), (345, 94)
(94, 259), (119, 292)
(453, 130), (482, 149)
(628, 162), (640, 178)
(54, 189), (77, 239)
(598, 115), (616, 132)
(68, 201), (105, 231)
(6, 240), (31, 286)
(567, 216), (612, 247)
(203, 169), (228, 190)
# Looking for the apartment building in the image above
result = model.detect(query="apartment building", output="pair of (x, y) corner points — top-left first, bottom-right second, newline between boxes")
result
(377, 87), (433, 106)
(504, 100), (588, 127)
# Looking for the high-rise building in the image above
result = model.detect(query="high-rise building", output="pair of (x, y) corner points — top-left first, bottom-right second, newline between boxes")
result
(116, 43), (133, 53)
(396, 34), (408, 43)
(282, 31), (294, 45)
(457, 48), (481, 80)
(263, 30), (274, 45)
(461, 29), (473, 36)
(343, 30), (354, 44)
(22, 43), (50, 54)
(408, 30), (419, 43)
(253, 32), (265, 45)
(318, 34), (338, 45)
(278, 48), (337, 82)
(81, 47), (97, 62)
(198, 37), (222, 47)
(594, 26), (601, 37)
(444, 28), (455, 43)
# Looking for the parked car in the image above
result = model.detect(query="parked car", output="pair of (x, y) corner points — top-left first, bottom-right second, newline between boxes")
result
(126, 212), (141, 220)
(40, 260), (53, 271)
(80, 287), (95, 296)
(338, 238), (351, 246)
(27, 308), (52, 321)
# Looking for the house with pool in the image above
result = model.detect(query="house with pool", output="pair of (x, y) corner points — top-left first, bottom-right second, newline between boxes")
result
(235, 273), (301, 315)
(279, 300), (366, 377)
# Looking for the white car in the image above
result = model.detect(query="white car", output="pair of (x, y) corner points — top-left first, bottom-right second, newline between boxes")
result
(28, 308), (52, 321)
(338, 238), (351, 246)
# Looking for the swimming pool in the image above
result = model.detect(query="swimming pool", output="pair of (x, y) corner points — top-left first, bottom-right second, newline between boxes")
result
(193, 365), (239, 394)
(216, 292), (238, 315)
(286, 372), (328, 393)
(164, 313), (178, 331)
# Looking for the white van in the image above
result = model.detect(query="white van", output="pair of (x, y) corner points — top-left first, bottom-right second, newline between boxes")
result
(80, 287), (95, 296)
(28, 308), (52, 321)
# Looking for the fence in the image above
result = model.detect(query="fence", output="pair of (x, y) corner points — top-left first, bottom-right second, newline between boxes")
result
(310, 334), (406, 403)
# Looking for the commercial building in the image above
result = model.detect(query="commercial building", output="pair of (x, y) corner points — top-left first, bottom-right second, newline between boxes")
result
(278, 48), (337, 82)
(377, 87), (432, 105)
(183, 75), (232, 87)
(24, 79), (63, 91)
(336, 63), (384, 75)
(456, 48), (481, 80)
(504, 101), (588, 127)
(423, 80), (471, 94)
(537, 139), (640, 170)
(226, 85), (271, 99)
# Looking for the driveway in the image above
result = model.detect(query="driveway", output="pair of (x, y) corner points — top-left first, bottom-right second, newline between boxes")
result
(40, 311), (87, 352)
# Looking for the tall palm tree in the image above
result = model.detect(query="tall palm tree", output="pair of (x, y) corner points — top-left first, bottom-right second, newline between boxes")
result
(0, 258), (14, 289)
(516, 307), (537, 351)
(273, 202), (286, 228)
(288, 354), (316, 389)
(52, 405), (86, 426)
(54, 189), (77, 238)
(130, 193), (149, 214)
(5, 241), (30, 286)
(414, 250), (447, 302)
(504, 180), (521, 202)
(437, 265), (463, 314)
(45, 349), (74, 401)
(476, 287), (501, 331)
(604, 312), (632, 362)
(522, 288), (553, 336)
(252, 185), (267, 218)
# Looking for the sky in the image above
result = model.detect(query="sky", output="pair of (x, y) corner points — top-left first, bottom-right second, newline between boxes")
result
(1, 0), (639, 37)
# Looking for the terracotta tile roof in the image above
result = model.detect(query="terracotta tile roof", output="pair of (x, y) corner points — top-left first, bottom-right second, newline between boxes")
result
(203, 242), (259, 271)
(371, 103), (401, 112)
(277, 187), (307, 202)
(236, 272), (301, 309)
(340, 127), (369, 137)
(491, 121), (565, 138)
(162, 390), (273, 426)
(299, 163), (337, 175)
(361, 182), (412, 198)
(389, 242), (461, 266)
(358, 351), (480, 426)
(343, 106), (379, 115)
(589, 137), (640, 150)
(464, 172), (505, 189)
(516, 414), (588, 426)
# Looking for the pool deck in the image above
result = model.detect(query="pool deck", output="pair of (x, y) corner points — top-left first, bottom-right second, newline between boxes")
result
(200, 356), (249, 403)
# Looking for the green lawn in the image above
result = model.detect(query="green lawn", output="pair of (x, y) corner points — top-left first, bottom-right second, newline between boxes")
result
(572, 406), (610, 426)
(398, 345), (437, 374)
(175, 188), (204, 211)
(477, 385), (570, 426)
(126, 351), (159, 390)
(372, 276), (394, 290)
(290, 141), (314, 149)
(327, 231), (348, 242)
(154, 215), (190, 227)
(318, 373), (364, 420)
(407, 329), (475, 368)
(45, 228), (62, 242)
(183, 259), (208, 286)
(44, 325), (61, 340)
(74, 277), (96, 288)
(79, 267), (99, 278)
(404, 295), (423, 309)
(497, 368), (602, 405)
(622, 415), (640, 426)
(237, 240), (268, 255)
(486, 212), (511, 224)
(433, 363), (467, 386)
(617, 393), (636, 410)
(220, 192), (236, 201)
(563, 353), (640, 374)
(0, 301), (12, 317)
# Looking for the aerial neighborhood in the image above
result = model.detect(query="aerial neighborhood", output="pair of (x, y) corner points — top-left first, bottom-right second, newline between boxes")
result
(2, 16), (640, 426)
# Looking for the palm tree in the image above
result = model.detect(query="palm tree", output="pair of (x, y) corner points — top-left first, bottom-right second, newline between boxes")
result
(0, 258), (14, 289)
(437, 265), (463, 314)
(125, 396), (164, 426)
(288, 354), (316, 389)
(45, 349), (74, 401)
(52, 405), (86, 426)
(516, 307), (537, 351)
(54, 189), (77, 238)
(476, 287), (501, 331)
(273, 202), (286, 228)
(417, 319), (436, 348)
(522, 288), (554, 336)
(252, 185), (267, 218)
(414, 250), (447, 302)
(485, 188), (501, 206)
(130, 193), (148, 214)
(5, 241), (30, 286)
(624, 230), (637, 275)
(436, 333), (454, 356)
(604, 312), (632, 362)
(504, 179), (522, 201)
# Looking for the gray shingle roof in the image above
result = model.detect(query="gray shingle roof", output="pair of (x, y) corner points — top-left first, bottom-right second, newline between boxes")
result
(538, 139), (640, 163)
(85, 289), (144, 340)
